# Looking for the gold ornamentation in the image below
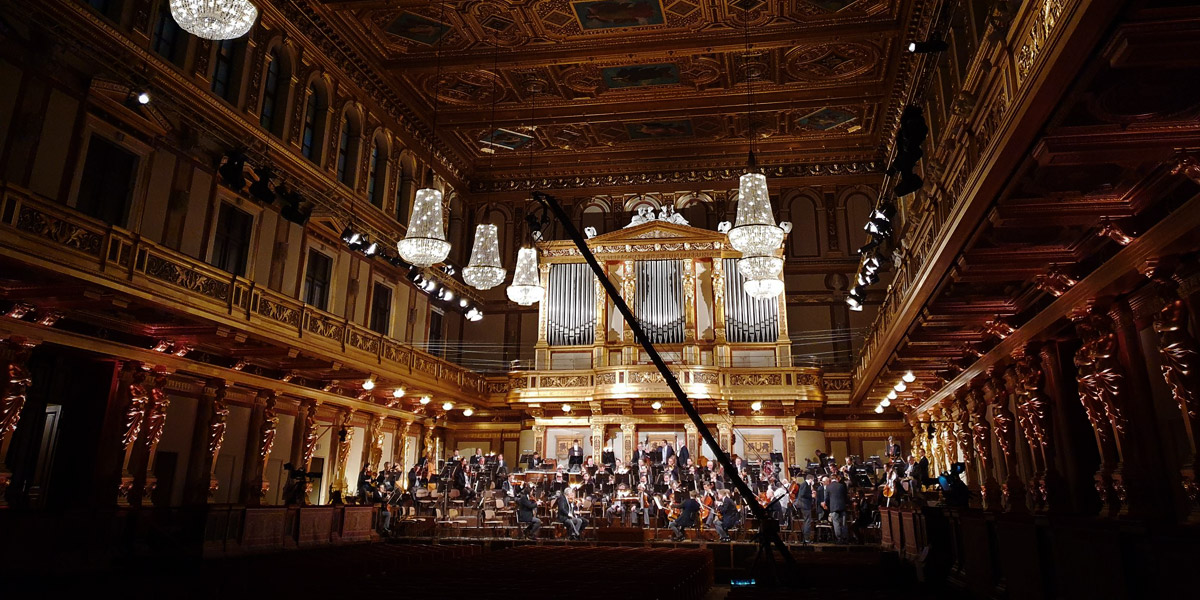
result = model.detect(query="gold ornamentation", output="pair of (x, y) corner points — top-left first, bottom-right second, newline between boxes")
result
(541, 375), (590, 388)
(729, 373), (782, 386)
(145, 254), (231, 302)
(15, 207), (103, 256)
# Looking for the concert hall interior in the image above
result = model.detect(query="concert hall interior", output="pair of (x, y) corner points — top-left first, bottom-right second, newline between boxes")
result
(1, 0), (1199, 597)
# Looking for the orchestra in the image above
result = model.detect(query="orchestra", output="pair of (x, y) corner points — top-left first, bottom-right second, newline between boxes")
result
(370, 443), (912, 546)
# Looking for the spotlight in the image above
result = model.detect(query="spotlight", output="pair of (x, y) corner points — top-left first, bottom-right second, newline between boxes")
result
(651, 401), (662, 411)
(362, 378), (375, 391)
(863, 256), (881, 273)
(466, 307), (483, 322)
(218, 150), (248, 191)
(441, 289), (454, 302)
(881, 397), (891, 408)
(280, 192), (312, 225)
(423, 280), (437, 292)
(858, 239), (882, 255)
(562, 403), (571, 413)
(442, 401), (454, 411)
(440, 265), (456, 276)
(136, 91), (151, 105)
(846, 285), (865, 311)
(894, 381), (907, 392)
(857, 271), (879, 287)
(909, 39), (949, 53)
(751, 401), (763, 412)
(894, 171), (924, 197)
(393, 388), (405, 398)
(875, 405), (885, 414)
(903, 371), (916, 383)
(420, 395), (431, 405)
(406, 268), (420, 282)
(341, 226), (360, 245)
(462, 407), (474, 417)
(459, 298), (469, 308)
(364, 241), (379, 257)
(864, 218), (890, 236)
(887, 390), (898, 400)
(249, 166), (276, 203)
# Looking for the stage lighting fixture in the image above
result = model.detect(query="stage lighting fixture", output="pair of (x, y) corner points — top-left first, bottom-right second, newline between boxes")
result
(857, 271), (879, 287)
(364, 241), (379, 257)
(279, 192), (312, 225)
(459, 298), (469, 308)
(422, 280), (437, 292)
(864, 256), (881, 273)
(405, 268), (420, 282)
(136, 91), (151, 105)
(441, 289), (454, 302)
(894, 171), (924, 197)
(218, 150), (248, 191)
(909, 39), (949, 53)
(440, 264), (456, 276)
(248, 166), (277, 203)
(858, 239), (881, 255)
(341, 226), (358, 245)
(466, 307), (483, 322)
(846, 285), (866, 311)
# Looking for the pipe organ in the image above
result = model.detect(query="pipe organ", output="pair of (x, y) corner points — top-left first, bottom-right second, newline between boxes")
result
(722, 258), (779, 343)
(634, 260), (685, 344)
(547, 263), (597, 346)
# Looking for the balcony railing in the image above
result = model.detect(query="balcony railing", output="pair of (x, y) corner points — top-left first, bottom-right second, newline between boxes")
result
(0, 184), (486, 401)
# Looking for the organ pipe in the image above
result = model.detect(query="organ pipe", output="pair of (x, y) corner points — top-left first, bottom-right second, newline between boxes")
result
(723, 258), (779, 343)
(547, 263), (596, 346)
(635, 260), (685, 344)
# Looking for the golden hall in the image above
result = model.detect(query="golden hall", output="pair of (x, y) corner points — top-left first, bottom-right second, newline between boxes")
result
(0, 0), (1197, 597)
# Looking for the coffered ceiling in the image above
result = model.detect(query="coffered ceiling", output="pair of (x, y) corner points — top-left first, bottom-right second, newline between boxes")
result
(309, 0), (928, 189)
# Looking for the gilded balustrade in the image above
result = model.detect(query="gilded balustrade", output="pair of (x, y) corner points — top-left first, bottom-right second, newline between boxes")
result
(0, 184), (486, 404)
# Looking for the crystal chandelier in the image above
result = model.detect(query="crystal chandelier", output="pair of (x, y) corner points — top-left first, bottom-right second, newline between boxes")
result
(736, 253), (782, 280)
(462, 224), (506, 290)
(169, 1), (258, 40)
(728, 172), (785, 255)
(744, 277), (784, 299)
(397, 188), (451, 267)
(506, 247), (544, 306)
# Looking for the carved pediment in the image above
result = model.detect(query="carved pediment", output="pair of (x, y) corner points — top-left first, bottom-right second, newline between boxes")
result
(587, 220), (727, 245)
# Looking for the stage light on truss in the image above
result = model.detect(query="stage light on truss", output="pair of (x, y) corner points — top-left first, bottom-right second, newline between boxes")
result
(908, 39), (949, 53)
(136, 91), (151, 105)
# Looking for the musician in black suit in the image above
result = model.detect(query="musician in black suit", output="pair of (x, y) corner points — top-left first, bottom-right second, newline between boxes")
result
(712, 489), (740, 542)
(916, 448), (932, 485)
(796, 473), (815, 543)
(470, 448), (485, 466)
(677, 441), (690, 467)
(568, 440), (584, 469)
(516, 486), (541, 539)
(632, 442), (645, 468)
(885, 436), (902, 459)
(815, 476), (829, 521)
(526, 452), (543, 469)
(668, 490), (702, 542)
(601, 442), (616, 470)
(557, 489), (584, 539)
(824, 473), (849, 544)
(662, 439), (675, 465)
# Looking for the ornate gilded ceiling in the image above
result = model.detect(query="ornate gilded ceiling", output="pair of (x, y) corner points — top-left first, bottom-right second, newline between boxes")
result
(310, 0), (926, 188)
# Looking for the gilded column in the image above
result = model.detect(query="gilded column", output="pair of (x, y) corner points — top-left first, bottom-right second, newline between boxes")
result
(241, 390), (279, 505)
(711, 258), (728, 360)
(775, 262), (792, 367)
(133, 368), (172, 506)
(591, 422), (604, 463)
(619, 422), (636, 463)
(423, 421), (436, 464)
(716, 423), (733, 457)
(366, 413), (386, 471)
(783, 424), (799, 469)
(594, 265), (608, 367)
(0, 336), (37, 505)
(1152, 289), (1200, 521)
(620, 260), (636, 365)
(395, 420), (414, 477)
(292, 399), (319, 471)
(684, 422), (698, 464)
(330, 408), (355, 497)
(968, 381), (1002, 510)
(683, 259), (698, 364)
(986, 369), (1026, 512)
(536, 262), (551, 369)
(1071, 307), (1128, 517)
(532, 424), (546, 457)
(116, 362), (151, 505)
(953, 389), (980, 506)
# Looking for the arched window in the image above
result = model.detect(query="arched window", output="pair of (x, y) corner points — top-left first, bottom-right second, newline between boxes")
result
(367, 138), (386, 208)
(151, 1), (186, 66)
(844, 192), (874, 252)
(337, 112), (361, 188)
(259, 49), (290, 137)
(211, 38), (247, 103)
(788, 195), (820, 257)
(397, 154), (416, 223)
(301, 83), (327, 163)
(86, 0), (124, 21)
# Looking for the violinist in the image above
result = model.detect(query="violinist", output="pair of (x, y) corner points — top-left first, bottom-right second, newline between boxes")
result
(665, 455), (681, 487)
(516, 485), (541, 540)
(557, 488), (584, 540)
(713, 489), (739, 543)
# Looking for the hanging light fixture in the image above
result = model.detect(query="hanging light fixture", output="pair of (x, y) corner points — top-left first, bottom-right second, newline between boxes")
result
(170, 1), (258, 40)
(880, 397), (892, 408)
(397, 187), (451, 267)
(744, 277), (784, 300)
(729, 172), (785, 256)
(397, 0), (451, 267)
(506, 247), (544, 305)
(462, 224), (506, 290)
(462, 407), (474, 417)
(442, 401), (454, 411)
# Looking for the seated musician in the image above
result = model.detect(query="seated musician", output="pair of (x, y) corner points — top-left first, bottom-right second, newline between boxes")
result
(470, 448), (484, 466)
(516, 485), (541, 540)
(602, 441), (616, 470)
(665, 455), (681, 485)
(526, 452), (544, 470)
(668, 490), (703, 542)
(637, 475), (656, 526)
(701, 481), (718, 528)
(712, 489), (740, 542)
(495, 454), (509, 483)
(557, 488), (584, 540)
(583, 455), (598, 477)
(580, 471), (596, 498)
